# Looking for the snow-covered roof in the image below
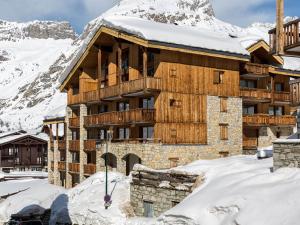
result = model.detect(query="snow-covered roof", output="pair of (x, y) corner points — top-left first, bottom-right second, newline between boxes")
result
(0, 131), (48, 146)
(60, 15), (249, 87)
(0, 130), (26, 139)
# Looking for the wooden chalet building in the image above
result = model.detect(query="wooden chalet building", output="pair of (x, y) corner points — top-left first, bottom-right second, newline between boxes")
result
(48, 16), (299, 188)
(0, 130), (48, 172)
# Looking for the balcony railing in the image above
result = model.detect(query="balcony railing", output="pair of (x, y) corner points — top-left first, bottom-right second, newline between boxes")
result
(69, 117), (80, 128)
(68, 94), (82, 105)
(84, 108), (155, 127)
(84, 140), (103, 151)
(269, 19), (300, 53)
(58, 161), (66, 171)
(100, 77), (162, 99)
(273, 91), (290, 102)
(243, 138), (258, 149)
(68, 163), (80, 173)
(58, 140), (66, 150)
(291, 79), (300, 106)
(82, 90), (100, 102)
(244, 63), (269, 76)
(243, 114), (296, 126)
(240, 88), (272, 100)
(69, 140), (80, 152)
(84, 164), (96, 175)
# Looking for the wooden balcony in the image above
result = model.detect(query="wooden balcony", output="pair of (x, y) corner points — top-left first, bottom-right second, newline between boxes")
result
(269, 19), (300, 55)
(84, 139), (103, 151)
(69, 140), (80, 152)
(240, 88), (271, 102)
(68, 94), (82, 105)
(273, 91), (290, 103)
(68, 163), (80, 173)
(243, 63), (269, 77)
(58, 140), (66, 150)
(100, 77), (162, 100)
(58, 161), (66, 171)
(82, 90), (100, 103)
(69, 117), (80, 128)
(84, 108), (155, 127)
(84, 164), (96, 175)
(243, 138), (258, 149)
(243, 114), (296, 127)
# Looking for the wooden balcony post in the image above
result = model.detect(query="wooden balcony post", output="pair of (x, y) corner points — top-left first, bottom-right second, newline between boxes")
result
(276, 0), (284, 55)
(143, 48), (148, 78)
(49, 124), (53, 142)
(98, 48), (102, 88)
(56, 123), (59, 141)
(118, 43), (122, 85)
(271, 75), (275, 103)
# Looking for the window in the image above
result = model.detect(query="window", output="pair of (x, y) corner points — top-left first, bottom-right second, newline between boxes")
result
(98, 104), (108, 113)
(220, 97), (228, 112)
(170, 129), (177, 138)
(220, 124), (228, 140)
(37, 157), (42, 164)
(101, 58), (109, 88)
(143, 201), (154, 217)
(169, 68), (177, 77)
(71, 152), (80, 163)
(117, 101), (129, 111)
(140, 97), (154, 109)
(276, 131), (281, 138)
(121, 48), (129, 82)
(118, 127), (130, 140)
(213, 71), (224, 84)
(240, 79), (257, 88)
(98, 129), (107, 140)
(8, 148), (13, 156)
(147, 52), (155, 77)
(243, 105), (257, 115)
(170, 99), (182, 108)
(269, 106), (283, 116)
(141, 127), (154, 139)
(275, 83), (284, 92)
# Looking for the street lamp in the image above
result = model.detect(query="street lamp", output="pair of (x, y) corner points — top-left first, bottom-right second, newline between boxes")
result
(104, 129), (113, 209)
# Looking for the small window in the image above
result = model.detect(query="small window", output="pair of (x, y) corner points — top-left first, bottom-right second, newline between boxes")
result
(143, 201), (154, 217)
(170, 129), (177, 138)
(170, 99), (182, 108)
(275, 83), (284, 92)
(213, 71), (224, 84)
(169, 68), (177, 77)
(220, 124), (228, 140)
(220, 97), (228, 112)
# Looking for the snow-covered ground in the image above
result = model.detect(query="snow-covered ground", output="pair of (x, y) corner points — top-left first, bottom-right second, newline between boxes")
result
(2, 156), (300, 225)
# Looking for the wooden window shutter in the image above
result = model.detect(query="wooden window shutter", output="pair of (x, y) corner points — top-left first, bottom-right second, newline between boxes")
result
(220, 124), (228, 140)
(169, 68), (177, 77)
(213, 71), (224, 84)
(220, 97), (228, 112)
(170, 129), (177, 138)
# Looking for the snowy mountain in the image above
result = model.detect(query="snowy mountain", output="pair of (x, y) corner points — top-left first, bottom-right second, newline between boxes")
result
(0, 0), (299, 132)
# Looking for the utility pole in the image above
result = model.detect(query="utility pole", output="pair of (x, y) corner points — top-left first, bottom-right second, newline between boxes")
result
(276, 0), (284, 55)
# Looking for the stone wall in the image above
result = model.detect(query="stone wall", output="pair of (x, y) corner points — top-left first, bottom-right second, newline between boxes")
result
(273, 139), (300, 170)
(258, 127), (293, 148)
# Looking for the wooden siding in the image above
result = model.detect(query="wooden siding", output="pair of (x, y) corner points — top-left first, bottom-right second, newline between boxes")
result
(84, 164), (96, 175)
(243, 114), (296, 126)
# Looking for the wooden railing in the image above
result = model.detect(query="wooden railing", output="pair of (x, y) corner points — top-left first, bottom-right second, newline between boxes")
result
(269, 19), (300, 52)
(243, 138), (258, 149)
(273, 91), (290, 102)
(68, 163), (80, 173)
(58, 140), (66, 150)
(58, 161), (66, 171)
(100, 77), (162, 99)
(240, 88), (272, 100)
(243, 114), (296, 126)
(244, 63), (269, 76)
(269, 115), (296, 126)
(82, 90), (100, 102)
(69, 117), (80, 128)
(68, 94), (82, 105)
(84, 108), (155, 127)
(84, 164), (96, 175)
(84, 140), (101, 151)
(69, 140), (80, 152)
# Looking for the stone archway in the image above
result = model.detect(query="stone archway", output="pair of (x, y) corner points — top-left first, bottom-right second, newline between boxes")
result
(122, 153), (142, 176)
(101, 152), (117, 170)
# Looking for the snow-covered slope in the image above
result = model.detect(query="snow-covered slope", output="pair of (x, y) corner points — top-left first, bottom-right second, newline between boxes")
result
(0, 0), (299, 132)
(0, 21), (77, 132)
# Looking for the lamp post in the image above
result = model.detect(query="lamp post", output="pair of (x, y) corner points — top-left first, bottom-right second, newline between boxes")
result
(104, 129), (113, 209)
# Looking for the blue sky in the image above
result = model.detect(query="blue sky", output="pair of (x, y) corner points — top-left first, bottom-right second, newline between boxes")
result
(0, 0), (298, 33)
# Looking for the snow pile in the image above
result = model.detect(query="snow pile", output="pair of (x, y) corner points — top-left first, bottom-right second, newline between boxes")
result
(0, 179), (65, 223)
(158, 156), (300, 225)
(50, 172), (131, 225)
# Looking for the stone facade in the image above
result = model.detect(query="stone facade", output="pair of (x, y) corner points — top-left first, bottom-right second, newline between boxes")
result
(65, 106), (73, 189)
(273, 140), (300, 170)
(258, 126), (293, 148)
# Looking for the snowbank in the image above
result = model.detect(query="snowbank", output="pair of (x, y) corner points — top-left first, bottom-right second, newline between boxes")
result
(158, 156), (300, 225)
(50, 172), (131, 225)
(0, 179), (64, 223)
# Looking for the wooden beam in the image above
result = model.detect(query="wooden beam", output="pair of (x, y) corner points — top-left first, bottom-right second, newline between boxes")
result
(98, 48), (102, 88)
(276, 0), (284, 55)
(143, 48), (148, 77)
(118, 43), (122, 84)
